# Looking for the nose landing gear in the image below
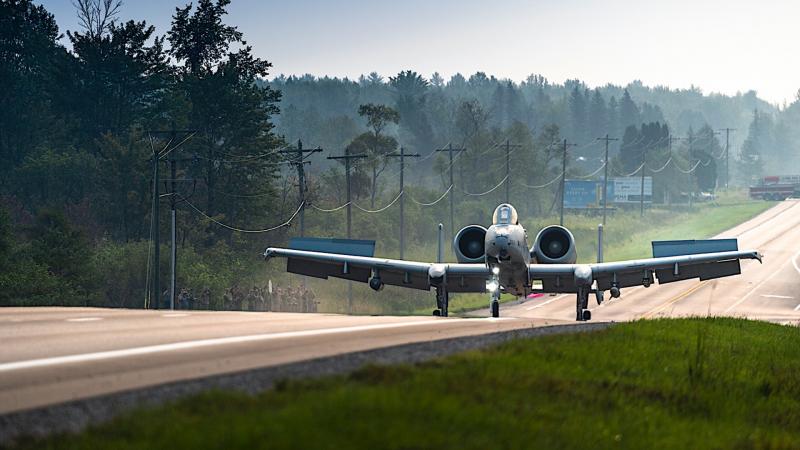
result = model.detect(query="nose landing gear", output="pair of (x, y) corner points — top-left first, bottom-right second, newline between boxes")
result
(488, 272), (501, 318)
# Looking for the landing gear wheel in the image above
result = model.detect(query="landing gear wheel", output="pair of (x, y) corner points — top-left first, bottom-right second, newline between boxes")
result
(575, 288), (591, 321)
(491, 301), (500, 318)
(433, 309), (441, 317)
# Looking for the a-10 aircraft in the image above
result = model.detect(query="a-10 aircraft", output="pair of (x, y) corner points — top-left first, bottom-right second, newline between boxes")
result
(264, 203), (762, 321)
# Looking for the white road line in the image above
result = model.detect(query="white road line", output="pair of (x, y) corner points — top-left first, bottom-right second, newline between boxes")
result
(794, 303), (800, 312)
(760, 294), (794, 299)
(724, 251), (799, 314)
(65, 317), (102, 322)
(526, 294), (569, 310)
(0, 319), (468, 373)
(161, 313), (190, 318)
(793, 250), (800, 275)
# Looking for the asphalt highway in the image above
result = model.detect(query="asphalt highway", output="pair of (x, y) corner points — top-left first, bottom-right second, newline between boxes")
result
(1, 200), (799, 416)
(494, 199), (800, 324)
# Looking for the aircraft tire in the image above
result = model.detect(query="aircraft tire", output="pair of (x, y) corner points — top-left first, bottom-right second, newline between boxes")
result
(491, 301), (499, 318)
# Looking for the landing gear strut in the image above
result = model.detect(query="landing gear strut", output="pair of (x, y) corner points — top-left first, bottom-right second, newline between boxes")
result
(576, 287), (591, 321)
(489, 274), (500, 318)
(434, 286), (449, 317)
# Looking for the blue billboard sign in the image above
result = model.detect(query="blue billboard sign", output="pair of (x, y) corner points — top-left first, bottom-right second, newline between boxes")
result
(564, 180), (600, 209)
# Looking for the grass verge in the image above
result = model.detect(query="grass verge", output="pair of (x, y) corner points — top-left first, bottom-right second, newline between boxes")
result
(16, 318), (800, 449)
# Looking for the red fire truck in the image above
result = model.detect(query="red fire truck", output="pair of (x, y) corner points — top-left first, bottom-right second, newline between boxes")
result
(749, 175), (800, 200)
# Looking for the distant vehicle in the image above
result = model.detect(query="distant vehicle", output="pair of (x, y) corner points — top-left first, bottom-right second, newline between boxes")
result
(749, 175), (800, 200)
(265, 204), (761, 322)
(695, 192), (716, 202)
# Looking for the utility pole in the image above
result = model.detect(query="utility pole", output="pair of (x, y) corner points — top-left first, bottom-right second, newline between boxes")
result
(328, 148), (367, 313)
(719, 128), (736, 189)
(597, 134), (618, 226)
(666, 135), (684, 206)
(640, 146), (646, 218)
(149, 123), (195, 310)
(503, 140), (522, 204)
(709, 130), (722, 192)
(279, 139), (323, 237)
(435, 143), (466, 239)
(150, 139), (160, 310)
(559, 139), (577, 226)
(387, 147), (420, 259)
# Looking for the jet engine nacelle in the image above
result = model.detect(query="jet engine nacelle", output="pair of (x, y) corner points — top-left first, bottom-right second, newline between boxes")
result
(453, 225), (487, 263)
(532, 225), (577, 264)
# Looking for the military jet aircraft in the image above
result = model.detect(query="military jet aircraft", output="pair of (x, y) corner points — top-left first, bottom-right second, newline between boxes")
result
(264, 203), (761, 321)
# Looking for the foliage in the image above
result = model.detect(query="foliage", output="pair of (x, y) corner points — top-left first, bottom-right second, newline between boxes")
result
(0, 0), (791, 311)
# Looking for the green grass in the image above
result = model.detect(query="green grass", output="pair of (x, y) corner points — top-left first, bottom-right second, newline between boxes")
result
(18, 318), (800, 449)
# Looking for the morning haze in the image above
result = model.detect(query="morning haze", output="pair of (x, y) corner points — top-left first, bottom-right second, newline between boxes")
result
(40, 0), (800, 105)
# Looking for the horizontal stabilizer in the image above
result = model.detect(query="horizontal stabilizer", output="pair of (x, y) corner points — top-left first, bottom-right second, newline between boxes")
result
(652, 239), (738, 258)
(288, 237), (375, 257)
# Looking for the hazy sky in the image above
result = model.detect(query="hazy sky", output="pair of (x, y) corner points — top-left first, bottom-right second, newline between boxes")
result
(39, 0), (799, 105)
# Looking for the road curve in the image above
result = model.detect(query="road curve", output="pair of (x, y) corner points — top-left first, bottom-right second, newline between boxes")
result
(498, 199), (800, 324)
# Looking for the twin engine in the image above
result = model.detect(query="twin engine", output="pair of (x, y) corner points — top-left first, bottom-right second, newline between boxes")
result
(453, 225), (487, 263)
(531, 225), (577, 264)
(453, 224), (577, 264)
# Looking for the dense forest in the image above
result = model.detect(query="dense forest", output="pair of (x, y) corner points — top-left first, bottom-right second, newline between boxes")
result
(1, 0), (798, 310)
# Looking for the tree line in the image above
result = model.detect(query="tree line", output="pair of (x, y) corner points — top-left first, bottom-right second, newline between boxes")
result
(1, 0), (797, 309)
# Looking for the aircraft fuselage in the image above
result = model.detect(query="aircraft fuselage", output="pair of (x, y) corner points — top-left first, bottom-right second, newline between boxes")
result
(484, 222), (531, 296)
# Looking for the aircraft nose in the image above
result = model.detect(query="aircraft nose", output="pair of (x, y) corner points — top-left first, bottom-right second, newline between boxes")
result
(495, 235), (509, 258)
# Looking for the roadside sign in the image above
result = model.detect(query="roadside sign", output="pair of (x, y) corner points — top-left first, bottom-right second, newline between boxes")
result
(611, 177), (652, 203)
(564, 177), (652, 207)
(564, 180), (600, 209)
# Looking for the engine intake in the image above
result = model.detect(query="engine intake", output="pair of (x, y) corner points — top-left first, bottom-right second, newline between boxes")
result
(453, 225), (487, 263)
(532, 225), (577, 264)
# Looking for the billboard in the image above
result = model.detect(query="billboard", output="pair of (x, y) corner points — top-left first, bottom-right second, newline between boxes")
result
(564, 180), (600, 209)
(564, 177), (652, 208)
(611, 177), (652, 204)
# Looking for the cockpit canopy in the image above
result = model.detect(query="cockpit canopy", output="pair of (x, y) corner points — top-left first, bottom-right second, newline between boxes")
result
(492, 204), (518, 225)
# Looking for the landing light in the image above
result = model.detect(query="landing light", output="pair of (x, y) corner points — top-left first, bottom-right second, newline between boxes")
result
(486, 280), (499, 292)
(491, 267), (500, 275)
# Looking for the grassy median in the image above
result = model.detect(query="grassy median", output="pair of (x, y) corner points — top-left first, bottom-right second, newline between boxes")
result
(18, 318), (800, 449)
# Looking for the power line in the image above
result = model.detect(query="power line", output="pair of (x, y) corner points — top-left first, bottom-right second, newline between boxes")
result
(279, 139), (323, 237)
(435, 143), (467, 239)
(463, 174), (510, 196)
(328, 148), (367, 313)
(597, 134), (618, 226)
(559, 139), (578, 226)
(408, 185), (453, 206)
(386, 147), (420, 259)
(183, 198), (304, 233)
(516, 173), (562, 189)
(719, 128), (736, 189)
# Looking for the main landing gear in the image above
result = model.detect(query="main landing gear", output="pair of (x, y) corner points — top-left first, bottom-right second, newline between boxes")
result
(433, 286), (449, 317)
(576, 287), (591, 321)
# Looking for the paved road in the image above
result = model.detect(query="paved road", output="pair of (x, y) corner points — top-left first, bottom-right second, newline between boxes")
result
(1, 200), (798, 415)
(494, 199), (800, 325)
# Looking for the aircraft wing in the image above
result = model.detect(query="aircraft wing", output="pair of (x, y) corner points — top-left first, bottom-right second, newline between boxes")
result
(529, 249), (762, 293)
(264, 247), (491, 292)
